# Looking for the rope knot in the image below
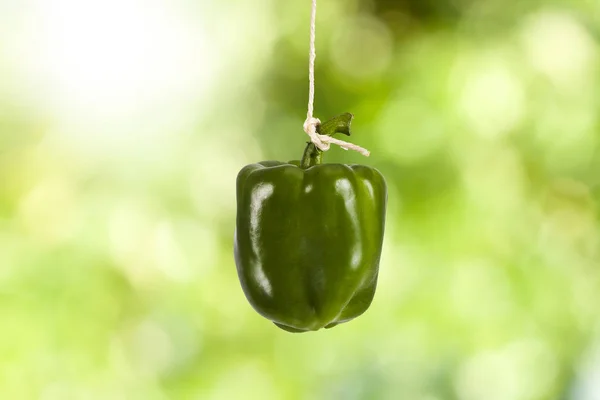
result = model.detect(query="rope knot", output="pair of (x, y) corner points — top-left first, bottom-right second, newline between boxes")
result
(303, 116), (329, 151)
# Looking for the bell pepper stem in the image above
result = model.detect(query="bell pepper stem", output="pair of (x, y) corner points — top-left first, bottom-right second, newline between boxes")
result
(319, 112), (353, 138)
(301, 142), (322, 168)
(300, 113), (354, 169)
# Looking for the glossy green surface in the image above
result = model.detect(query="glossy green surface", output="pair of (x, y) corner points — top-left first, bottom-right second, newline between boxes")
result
(234, 161), (387, 332)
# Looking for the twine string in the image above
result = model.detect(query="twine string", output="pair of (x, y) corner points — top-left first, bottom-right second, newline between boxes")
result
(302, 0), (370, 157)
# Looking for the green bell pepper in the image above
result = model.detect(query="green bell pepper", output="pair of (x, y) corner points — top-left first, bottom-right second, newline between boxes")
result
(234, 114), (387, 332)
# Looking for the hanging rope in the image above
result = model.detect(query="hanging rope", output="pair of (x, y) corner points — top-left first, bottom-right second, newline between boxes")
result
(302, 0), (370, 157)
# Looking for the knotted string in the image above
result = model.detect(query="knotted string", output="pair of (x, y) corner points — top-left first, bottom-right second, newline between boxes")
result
(302, 0), (370, 157)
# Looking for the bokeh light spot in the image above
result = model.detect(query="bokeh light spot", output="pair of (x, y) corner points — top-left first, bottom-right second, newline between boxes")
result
(455, 57), (525, 138)
(331, 14), (394, 80)
(521, 11), (596, 87)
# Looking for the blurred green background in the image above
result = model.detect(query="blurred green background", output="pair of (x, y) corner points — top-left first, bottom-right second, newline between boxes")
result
(2, 0), (600, 398)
